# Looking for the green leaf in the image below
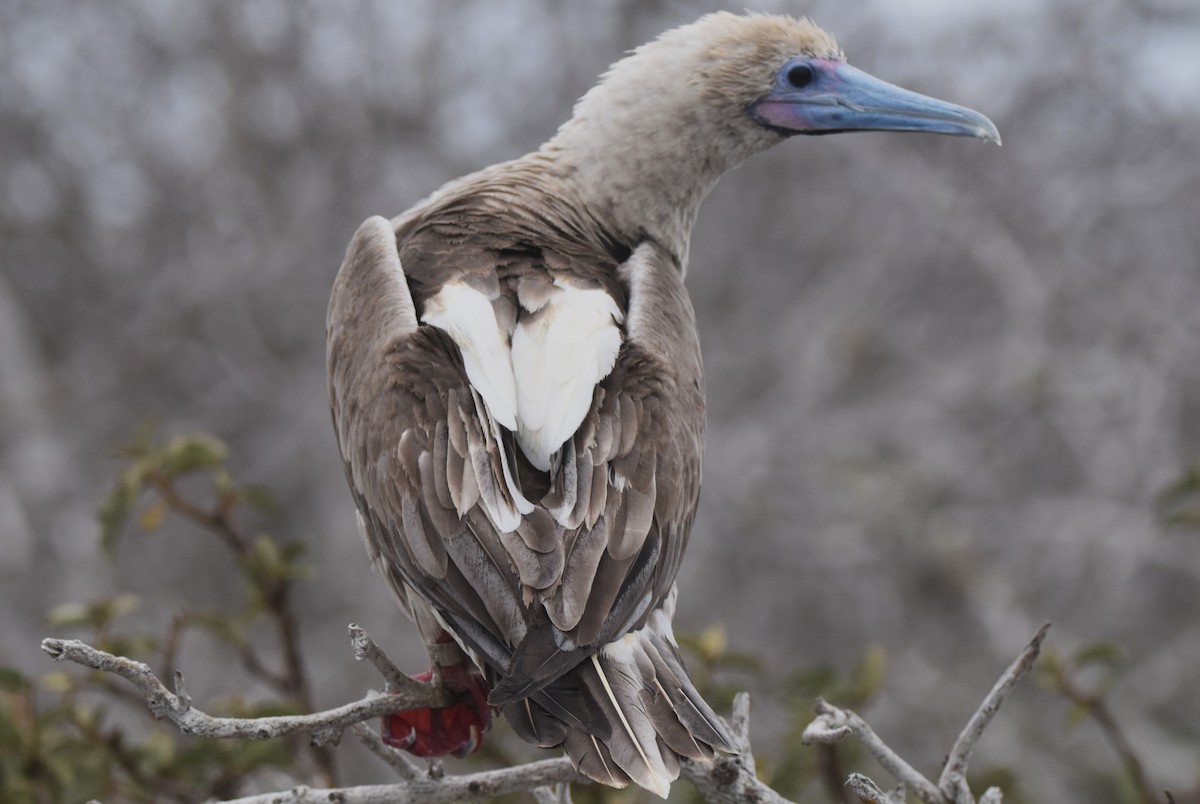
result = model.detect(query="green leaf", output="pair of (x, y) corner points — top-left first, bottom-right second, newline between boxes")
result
(785, 666), (838, 698)
(717, 650), (765, 675)
(138, 498), (169, 531)
(108, 593), (140, 620)
(238, 484), (280, 515)
(97, 464), (150, 553)
(241, 536), (312, 590)
(46, 594), (140, 632)
(159, 433), (228, 479)
(40, 672), (75, 693)
(97, 634), (158, 661)
(190, 610), (245, 647)
(118, 418), (161, 460)
(140, 728), (178, 768)
(1157, 462), (1200, 530)
(0, 667), (30, 692)
(843, 644), (887, 706)
(695, 626), (727, 663)
(45, 602), (92, 629)
(1065, 699), (1094, 728)
(1070, 641), (1125, 670)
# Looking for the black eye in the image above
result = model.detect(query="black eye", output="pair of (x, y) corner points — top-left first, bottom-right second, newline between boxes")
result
(786, 64), (814, 89)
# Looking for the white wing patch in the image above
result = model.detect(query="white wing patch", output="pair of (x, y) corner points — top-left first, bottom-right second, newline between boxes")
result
(423, 278), (623, 487)
(512, 282), (623, 472)
(421, 283), (519, 430)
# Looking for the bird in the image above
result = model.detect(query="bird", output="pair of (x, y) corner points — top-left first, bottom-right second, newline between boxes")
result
(326, 11), (998, 799)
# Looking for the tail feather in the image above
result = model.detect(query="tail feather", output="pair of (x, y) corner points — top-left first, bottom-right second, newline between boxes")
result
(562, 730), (631, 790)
(586, 653), (674, 798)
(502, 696), (569, 748)
(637, 629), (736, 753)
(504, 604), (736, 799)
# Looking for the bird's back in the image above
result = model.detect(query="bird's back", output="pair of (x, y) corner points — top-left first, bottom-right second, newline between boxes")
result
(327, 159), (730, 796)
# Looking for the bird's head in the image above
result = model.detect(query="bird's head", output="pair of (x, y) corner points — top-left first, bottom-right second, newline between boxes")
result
(692, 12), (1000, 150)
(551, 12), (998, 258)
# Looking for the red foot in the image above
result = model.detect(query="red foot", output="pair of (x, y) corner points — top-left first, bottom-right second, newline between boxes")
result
(381, 664), (493, 758)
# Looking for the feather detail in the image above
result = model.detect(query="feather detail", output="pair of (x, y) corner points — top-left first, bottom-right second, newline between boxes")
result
(589, 652), (673, 798)
(421, 282), (519, 431)
(543, 601), (736, 799)
(512, 282), (624, 473)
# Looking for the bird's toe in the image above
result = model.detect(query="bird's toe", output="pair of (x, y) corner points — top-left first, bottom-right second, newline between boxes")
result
(380, 664), (493, 758)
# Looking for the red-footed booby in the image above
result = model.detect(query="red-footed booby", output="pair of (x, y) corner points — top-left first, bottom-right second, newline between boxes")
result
(327, 11), (998, 798)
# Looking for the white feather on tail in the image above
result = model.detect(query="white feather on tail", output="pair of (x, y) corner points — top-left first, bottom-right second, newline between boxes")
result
(501, 590), (736, 799)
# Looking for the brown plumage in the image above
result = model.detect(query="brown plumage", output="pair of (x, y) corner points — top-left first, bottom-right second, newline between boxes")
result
(328, 11), (997, 797)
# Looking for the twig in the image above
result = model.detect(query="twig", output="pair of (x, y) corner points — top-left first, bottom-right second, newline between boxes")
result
(679, 692), (793, 804)
(41, 638), (451, 743)
(42, 628), (1048, 804)
(148, 473), (246, 556)
(149, 469), (336, 783)
(938, 623), (1050, 797)
(803, 698), (943, 804)
(160, 610), (190, 684)
(803, 625), (1050, 804)
(218, 757), (585, 804)
(350, 623), (411, 691)
(351, 721), (421, 780)
(530, 783), (574, 804)
(237, 638), (292, 691)
(978, 787), (1003, 804)
(1047, 649), (1158, 804)
(818, 743), (854, 804)
(846, 772), (905, 804)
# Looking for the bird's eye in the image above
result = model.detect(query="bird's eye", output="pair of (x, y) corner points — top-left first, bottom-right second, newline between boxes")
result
(785, 64), (815, 89)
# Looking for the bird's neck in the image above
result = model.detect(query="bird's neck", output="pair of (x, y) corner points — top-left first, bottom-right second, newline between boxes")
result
(543, 105), (737, 272)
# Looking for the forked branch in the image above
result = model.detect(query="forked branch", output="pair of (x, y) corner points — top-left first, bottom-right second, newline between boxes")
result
(802, 624), (1050, 804)
(41, 624), (1049, 803)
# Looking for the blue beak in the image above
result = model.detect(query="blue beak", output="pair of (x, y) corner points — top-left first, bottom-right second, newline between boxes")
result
(751, 58), (1000, 144)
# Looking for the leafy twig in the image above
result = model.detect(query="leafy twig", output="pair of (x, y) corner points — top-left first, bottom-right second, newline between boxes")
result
(1043, 646), (1158, 804)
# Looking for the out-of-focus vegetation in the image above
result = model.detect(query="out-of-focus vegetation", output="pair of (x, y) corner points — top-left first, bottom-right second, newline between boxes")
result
(2, 430), (314, 803)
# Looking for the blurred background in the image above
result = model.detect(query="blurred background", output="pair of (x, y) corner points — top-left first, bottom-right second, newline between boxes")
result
(2, 0), (1199, 801)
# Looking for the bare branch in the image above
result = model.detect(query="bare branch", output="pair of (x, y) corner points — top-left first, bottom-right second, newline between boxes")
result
(938, 623), (1050, 797)
(41, 637), (450, 742)
(42, 628), (1048, 803)
(803, 698), (944, 804)
(351, 721), (422, 780)
(218, 758), (585, 804)
(679, 693), (793, 804)
(803, 626), (1050, 804)
(846, 772), (905, 804)
(728, 691), (753, 752)
(531, 783), (574, 804)
(350, 623), (412, 691)
(943, 771), (973, 804)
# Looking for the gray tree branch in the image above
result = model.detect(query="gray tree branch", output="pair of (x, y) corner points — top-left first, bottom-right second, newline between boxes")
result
(938, 623), (1050, 797)
(220, 758), (585, 804)
(40, 625), (1049, 803)
(40, 636), (451, 745)
(802, 624), (1049, 804)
